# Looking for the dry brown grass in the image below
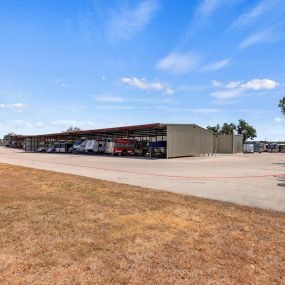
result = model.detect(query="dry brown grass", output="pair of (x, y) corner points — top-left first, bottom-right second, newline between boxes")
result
(0, 163), (284, 285)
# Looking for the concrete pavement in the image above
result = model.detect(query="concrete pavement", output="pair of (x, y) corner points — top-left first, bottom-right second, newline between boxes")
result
(0, 147), (285, 211)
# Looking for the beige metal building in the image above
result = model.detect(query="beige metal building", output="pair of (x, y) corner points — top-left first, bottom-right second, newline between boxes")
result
(166, 124), (213, 158)
(214, 134), (243, 154)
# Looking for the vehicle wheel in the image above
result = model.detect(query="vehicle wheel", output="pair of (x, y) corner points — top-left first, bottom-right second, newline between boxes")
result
(122, 149), (128, 156)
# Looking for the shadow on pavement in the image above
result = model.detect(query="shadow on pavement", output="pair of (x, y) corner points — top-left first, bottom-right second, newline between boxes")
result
(278, 176), (285, 187)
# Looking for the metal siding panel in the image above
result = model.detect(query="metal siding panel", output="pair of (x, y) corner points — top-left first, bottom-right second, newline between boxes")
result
(233, 135), (243, 153)
(167, 125), (213, 158)
(216, 135), (233, 153)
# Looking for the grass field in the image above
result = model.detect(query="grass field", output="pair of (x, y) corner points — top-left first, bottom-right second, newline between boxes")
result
(0, 163), (284, 284)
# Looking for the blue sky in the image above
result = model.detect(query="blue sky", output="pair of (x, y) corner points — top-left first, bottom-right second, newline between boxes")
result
(0, 0), (284, 140)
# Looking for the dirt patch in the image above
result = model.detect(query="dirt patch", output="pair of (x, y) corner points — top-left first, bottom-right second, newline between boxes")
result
(0, 163), (284, 284)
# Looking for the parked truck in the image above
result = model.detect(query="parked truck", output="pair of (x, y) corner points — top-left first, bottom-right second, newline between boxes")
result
(147, 141), (167, 158)
(105, 138), (136, 156)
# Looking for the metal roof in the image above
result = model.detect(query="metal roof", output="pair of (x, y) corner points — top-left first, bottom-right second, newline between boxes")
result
(23, 123), (211, 139)
(24, 123), (166, 139)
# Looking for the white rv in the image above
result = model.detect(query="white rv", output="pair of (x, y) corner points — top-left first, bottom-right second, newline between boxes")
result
(85, 140), (96, 152)
(93, 140), (106, 153)
(243, 144), (254, 153)
(77, 140), (87, 153)
(85, 140), (106, 153)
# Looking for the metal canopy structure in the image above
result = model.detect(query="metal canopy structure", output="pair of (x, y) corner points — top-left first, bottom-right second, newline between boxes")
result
(23, 123), (214, 158)
(24, 123), (167, 141)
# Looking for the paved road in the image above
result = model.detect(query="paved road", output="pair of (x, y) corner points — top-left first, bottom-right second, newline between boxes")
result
(1, 147), (285, 211)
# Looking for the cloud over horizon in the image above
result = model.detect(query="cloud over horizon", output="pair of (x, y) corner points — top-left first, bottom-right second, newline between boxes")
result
(0, 103), (27, 113)
(121, 77), (174, 95)
(211, 78), (279, 99)
(156, 51), (201, 74)
(107, 0), (159, 42)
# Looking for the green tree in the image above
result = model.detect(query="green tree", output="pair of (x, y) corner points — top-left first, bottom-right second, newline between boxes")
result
(221, 123), (236, 135)
(3, 132), (16, 140)
(236, 119), (257, 143)
(279, 97), (285, 115)
(66, 126), (81, 132)
(206, 124), (221, 134)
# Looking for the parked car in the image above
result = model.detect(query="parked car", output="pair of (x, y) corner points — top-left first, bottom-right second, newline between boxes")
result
(37, 144), (46, 152)
(46, 144), (56, 153)
(5, 142), (11, 147)
(55, 142), (67, 153)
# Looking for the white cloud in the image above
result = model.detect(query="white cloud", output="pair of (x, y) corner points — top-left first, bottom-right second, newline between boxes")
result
(34, 122), (45, 127)
(211, 78), (279, 100)
(225, 79), (278, 90)
(14, 120), (34, 128)
(121, 77), (174, 95)
(274, 117), (282, 123)
(197, 0), (224, 17)
(94, 95), (125, 102)
(51, 120), (96, 128)
(156, 51), (201, 74)
(232, 1), (285, 50)
(187, 0), (240, 37)
(211, 80), (223, 87)
(95, 105), (135, 110)
(225, 81), (241, 89)
(52, 120), (78, 127)
(240, 79), (278, 90)
(239, 29), (272, 49)
(10, 103), (27, 112)
(231, 0), (274, 30)
(210, 89), (244, 99)
(108, 0), (159, 41)
(122, 77), (163, 90)
(0, 102), (27, 112)
(203, 58), (230, 71)
(55, 78), (67, 88)
(164, 88), (174, 96)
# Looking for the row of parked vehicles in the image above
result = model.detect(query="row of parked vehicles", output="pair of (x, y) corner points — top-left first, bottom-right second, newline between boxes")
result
(37, 138), (167, 157)
(243, 143), (282, 153)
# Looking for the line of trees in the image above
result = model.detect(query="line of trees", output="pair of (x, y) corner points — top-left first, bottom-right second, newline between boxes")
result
(65, 126), (81, 132)
(207, 119), (257, 143)
(279, 97), (285, 115)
